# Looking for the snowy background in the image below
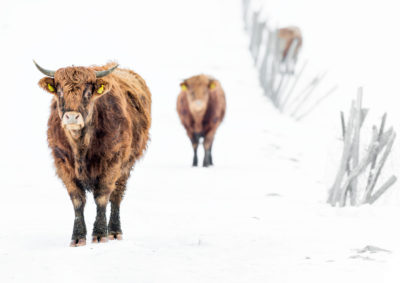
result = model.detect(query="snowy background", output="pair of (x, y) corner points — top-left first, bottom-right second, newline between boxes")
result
(1, 0), (400, 282)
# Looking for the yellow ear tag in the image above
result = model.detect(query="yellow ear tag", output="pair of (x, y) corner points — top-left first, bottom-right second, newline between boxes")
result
(181, 84), (187, 91)
(210, 82), (216, 89)
(47, 84), (55, 92)
(97, 84), (104, 94)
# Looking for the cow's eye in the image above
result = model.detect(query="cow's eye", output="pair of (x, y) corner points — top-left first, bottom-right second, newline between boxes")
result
(84, 85), (93, 99)
(57, 87), (64, 97)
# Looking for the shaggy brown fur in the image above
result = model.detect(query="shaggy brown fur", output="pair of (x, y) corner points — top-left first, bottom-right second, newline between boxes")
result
(37, 62), (151, 246)
(278, 26), (303, 62)
(177, 75), (226, 167)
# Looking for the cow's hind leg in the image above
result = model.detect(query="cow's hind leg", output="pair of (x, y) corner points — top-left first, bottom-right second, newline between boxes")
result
(203, 130), (216, 167)
(108, 175), (128, 240)
(69, 186), (87, 247)
(209, 142), (214, 166)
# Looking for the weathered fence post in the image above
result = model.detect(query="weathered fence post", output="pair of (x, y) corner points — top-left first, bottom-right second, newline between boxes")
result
(327, 89), (397, 206)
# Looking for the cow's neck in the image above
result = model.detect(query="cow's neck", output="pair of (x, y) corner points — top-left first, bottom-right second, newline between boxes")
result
(65, 126), (93, 159)
(69, 129), (82, 140)
(65, 126), (95, 179)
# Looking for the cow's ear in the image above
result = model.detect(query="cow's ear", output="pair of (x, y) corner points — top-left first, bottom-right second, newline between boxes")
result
(93, 79), (111, 98)
(38, 77), (56, 95)
(180, 82), (188, 91)
(208, 80), (217, 90)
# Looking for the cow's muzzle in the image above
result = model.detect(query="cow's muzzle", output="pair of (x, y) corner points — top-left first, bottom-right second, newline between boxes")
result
(191, 100), (206, 113)
(62, 111), (84, 130)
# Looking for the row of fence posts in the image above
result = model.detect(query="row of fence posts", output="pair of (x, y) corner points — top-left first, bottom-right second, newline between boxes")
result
(242, 0), (337, 121)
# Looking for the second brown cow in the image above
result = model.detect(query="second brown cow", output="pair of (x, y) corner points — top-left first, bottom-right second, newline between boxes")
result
(177, 75), (226, 167)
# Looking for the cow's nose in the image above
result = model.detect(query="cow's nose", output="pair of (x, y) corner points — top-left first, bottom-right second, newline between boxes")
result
(62, 111), (84, 129)
(192, 100), (205, 112)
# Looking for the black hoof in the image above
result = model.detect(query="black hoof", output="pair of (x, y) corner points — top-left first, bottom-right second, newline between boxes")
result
(203, 161), (210, 167)
(108, 223), (122, 238)
(70, 238), (86, 247)
(92, 236), (108, 243)
(108, 232), (123, 240)
(192, 155), (198, 167)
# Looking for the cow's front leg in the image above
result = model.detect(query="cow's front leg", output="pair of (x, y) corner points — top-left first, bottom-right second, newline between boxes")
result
(56, 162), (87, 247)
(92, 189), (111, 243)
(68, 185), (87, 247)
(191, 133), (201, 167)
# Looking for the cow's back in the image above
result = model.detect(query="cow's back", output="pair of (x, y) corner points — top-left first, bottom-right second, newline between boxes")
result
(112, 69), (151, 116)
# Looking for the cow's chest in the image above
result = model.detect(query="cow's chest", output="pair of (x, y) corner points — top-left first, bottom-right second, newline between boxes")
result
(74, 151), (105, 181)
(74, 155), (89, 180)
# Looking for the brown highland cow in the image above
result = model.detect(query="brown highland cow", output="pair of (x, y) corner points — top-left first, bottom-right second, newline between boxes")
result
(177, 75), (226, 167)
(34, 61), (151, 247)
(278, 26), (302, 73)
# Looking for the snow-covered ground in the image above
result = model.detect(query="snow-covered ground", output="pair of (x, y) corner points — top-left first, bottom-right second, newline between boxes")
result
(1, 0), (400, 282)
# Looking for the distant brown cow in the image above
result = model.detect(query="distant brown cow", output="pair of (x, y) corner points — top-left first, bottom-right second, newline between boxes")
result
(278, 26), (302, 73)
(34, 61), (151, 246)
(177, 75), (226, 167)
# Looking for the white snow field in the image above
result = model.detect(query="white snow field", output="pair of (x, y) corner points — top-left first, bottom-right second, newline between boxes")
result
(1, 0), (400, 282)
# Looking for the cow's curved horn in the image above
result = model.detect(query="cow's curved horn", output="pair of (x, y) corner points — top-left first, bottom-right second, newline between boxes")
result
(95, 64), (119, 78)
(33, 60), (55, 77)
